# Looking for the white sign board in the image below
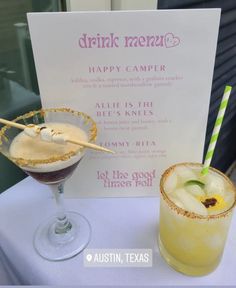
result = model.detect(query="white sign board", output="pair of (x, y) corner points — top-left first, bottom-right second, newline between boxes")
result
(27, 9), (220, 197)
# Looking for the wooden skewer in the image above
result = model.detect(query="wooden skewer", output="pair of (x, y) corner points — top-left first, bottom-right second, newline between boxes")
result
(0, 118), (26, 130)
(67, 139), (113, 153)
(0, 118), (115, 154)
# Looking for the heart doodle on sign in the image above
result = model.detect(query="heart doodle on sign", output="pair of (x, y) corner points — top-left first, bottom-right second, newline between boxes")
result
(164, 33), (180, 48)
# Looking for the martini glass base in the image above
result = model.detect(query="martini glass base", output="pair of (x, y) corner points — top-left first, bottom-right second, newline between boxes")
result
(34, 212), (91, 261)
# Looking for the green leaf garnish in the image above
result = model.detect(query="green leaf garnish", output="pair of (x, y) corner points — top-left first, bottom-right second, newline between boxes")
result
(184, 180), (205, 189)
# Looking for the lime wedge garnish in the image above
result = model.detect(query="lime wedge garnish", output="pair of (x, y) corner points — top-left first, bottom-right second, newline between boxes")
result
(184, 180), (205, 189)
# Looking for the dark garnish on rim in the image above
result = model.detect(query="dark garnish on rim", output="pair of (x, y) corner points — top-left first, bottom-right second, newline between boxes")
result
(201, 198), (217, 208)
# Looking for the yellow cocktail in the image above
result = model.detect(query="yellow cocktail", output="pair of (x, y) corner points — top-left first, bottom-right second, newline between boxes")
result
(159, 163), (236, 276)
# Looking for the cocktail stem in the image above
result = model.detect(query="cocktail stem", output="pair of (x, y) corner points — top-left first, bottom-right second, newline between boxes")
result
(51, 182), (72, 234)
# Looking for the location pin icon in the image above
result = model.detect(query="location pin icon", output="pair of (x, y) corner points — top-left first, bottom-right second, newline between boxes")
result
(86, 254), (92, 262)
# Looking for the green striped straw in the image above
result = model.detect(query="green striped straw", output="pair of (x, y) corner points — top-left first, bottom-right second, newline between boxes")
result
(201, 85), (232, 176)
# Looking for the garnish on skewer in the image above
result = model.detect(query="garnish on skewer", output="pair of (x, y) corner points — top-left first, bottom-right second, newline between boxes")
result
(0, 118), (114, 154)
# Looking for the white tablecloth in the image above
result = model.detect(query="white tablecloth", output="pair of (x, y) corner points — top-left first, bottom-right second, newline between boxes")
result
(0, 177), (236, 285)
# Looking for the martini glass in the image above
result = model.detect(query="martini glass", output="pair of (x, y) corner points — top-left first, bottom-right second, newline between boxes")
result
(0, 108), (97, 261)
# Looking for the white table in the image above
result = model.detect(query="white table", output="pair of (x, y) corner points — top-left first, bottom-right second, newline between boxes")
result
(0, 177), (236, 285)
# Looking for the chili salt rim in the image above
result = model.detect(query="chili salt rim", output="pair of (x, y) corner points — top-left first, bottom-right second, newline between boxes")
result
(0, 108), (97, 167)
(160, 162), (236, 220)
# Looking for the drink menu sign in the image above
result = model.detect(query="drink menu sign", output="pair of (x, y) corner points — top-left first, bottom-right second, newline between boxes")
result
(27, 10), (220, 197)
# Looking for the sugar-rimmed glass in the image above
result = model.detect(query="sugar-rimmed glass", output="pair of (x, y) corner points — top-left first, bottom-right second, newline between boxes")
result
(159, 162), (236, 276)
(0, 108), (97, 261)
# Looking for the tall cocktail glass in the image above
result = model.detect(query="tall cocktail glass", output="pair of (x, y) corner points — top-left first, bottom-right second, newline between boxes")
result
(0, 108), (97, 261)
